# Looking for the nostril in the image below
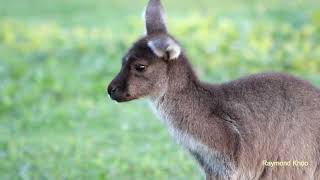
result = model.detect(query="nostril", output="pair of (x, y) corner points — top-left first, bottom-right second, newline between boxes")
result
(110, 86), (118, 94)
(108, 83), (121, 96)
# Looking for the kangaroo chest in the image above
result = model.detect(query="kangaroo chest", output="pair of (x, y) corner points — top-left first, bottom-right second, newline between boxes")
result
(149, 99), (229, 176)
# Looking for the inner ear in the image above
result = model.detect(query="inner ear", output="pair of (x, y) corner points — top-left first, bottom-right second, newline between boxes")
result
(147, 36), (181, 60)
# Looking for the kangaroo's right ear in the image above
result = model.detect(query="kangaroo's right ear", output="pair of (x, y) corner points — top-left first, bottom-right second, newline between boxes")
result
(144, 0), (168, 35)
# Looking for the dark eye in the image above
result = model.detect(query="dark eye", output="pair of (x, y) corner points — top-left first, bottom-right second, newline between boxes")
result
(134, 64), (146, 72)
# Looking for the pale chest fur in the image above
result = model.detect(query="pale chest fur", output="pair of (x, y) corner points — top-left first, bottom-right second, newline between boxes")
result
(149, 99), (198, 148)
(149, 99), (231, 177)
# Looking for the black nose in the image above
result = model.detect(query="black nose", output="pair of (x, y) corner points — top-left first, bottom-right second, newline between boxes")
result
(108, 85), (119, 96)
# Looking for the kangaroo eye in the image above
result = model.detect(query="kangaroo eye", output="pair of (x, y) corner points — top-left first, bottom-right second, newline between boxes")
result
(134, 64), (146, 72)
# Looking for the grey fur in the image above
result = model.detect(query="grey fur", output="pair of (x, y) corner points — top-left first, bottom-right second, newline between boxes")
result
(145, 0), (167, 35)
(108, 0), (320, 179)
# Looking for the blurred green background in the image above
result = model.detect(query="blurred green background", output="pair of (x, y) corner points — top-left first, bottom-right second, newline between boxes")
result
(0, 0), (319, 179)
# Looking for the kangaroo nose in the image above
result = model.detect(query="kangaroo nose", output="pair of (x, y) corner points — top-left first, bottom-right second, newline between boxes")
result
(108, 84), (119, 96)
(110, 86), (117, 93)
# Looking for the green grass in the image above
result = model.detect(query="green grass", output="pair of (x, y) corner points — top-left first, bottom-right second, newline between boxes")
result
(0, 0), (320, 179)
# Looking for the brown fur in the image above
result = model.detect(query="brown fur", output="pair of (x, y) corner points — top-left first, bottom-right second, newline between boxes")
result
(108, 0), (320, 179)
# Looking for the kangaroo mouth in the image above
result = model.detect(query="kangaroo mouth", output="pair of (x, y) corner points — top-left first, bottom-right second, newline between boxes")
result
(108, 92), (137, 103)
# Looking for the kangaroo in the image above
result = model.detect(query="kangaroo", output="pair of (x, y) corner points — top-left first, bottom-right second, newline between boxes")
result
(107, 0), (320, 179)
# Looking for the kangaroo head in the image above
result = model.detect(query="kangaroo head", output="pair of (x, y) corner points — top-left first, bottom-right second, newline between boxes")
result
(108, 0), (182, 102)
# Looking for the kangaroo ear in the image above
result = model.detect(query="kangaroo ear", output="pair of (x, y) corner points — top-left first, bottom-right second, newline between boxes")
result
(148, 36), (181, 60)
(144, 0), (167, 35)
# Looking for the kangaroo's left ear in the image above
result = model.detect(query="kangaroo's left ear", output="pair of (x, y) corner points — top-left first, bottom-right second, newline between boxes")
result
(147, 36), (181, 60)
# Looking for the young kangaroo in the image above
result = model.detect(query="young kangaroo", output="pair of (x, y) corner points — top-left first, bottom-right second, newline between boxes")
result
(107, 0), (320, 179)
